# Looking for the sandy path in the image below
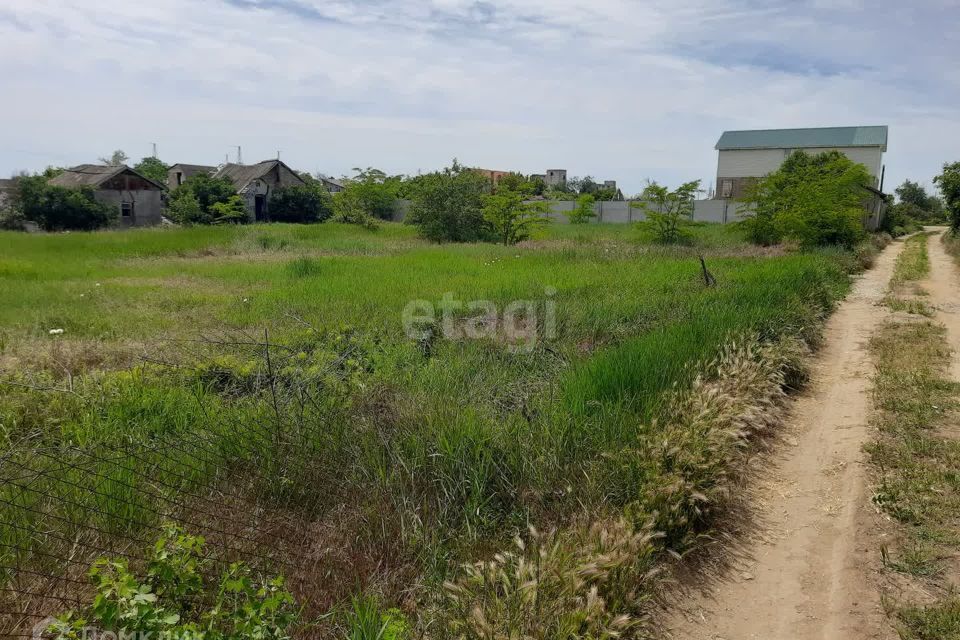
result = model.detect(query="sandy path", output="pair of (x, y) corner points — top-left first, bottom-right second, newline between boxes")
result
(665, 237), (908, 640)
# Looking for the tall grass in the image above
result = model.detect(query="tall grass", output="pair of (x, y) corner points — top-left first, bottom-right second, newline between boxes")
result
(0, 222), (856, 635)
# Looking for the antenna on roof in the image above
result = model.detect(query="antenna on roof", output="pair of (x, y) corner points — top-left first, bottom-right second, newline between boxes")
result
(277, 150), (281, 160)
(151, 142), (157, 159)
(237, 146), (243, 165)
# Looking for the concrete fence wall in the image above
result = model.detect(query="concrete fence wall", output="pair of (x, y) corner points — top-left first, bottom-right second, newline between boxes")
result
(392, 198), (756, 225)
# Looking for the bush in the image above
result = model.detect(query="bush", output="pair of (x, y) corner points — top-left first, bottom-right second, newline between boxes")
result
(269, 183), (333, 223)
(209, 195), (248, 224)
(632, 180), (699, 244)
(15, 176), (116, 231)
(167, 174), (238, 225)
(566, 194), (596, 224)
(742, 150), (869, 248)
(481, 190), (550, 244)
(405, 160), (491, 242)
(333, 188), (379, 229)
(46, 525), (297, 640)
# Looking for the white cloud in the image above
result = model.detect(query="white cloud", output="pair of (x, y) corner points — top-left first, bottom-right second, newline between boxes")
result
(0, 0), (956, 193)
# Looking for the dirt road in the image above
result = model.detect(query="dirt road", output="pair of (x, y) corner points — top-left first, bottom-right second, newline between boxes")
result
(665, 237), (911, 640)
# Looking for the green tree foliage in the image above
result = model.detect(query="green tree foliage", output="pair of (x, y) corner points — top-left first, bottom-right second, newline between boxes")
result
(333, 188), (379, 229)
(167, 174), (239, 225)
(741, 150), (869, 248)
(14, 175), (116, 231)
(99, 150), (129, 166)
(934, 162), (960, 232)
(406, 159), (492, 242)
(269, 181), (334, 223)
(883, 179), (946, 234)
(482, 190), (550, 244)
(209, 195), (248, 224)
(342, 167), (402, 220)
(633, 180), (700, 244)
(495, 172), (542, 197)
(566, 194), (596, 224)
(133, 157), (169, 185)
(46, 525), (297, 640)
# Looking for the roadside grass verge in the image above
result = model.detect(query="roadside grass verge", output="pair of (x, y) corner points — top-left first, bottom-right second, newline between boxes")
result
(885, 232), (934, 316)
(867, 320), (960, 638)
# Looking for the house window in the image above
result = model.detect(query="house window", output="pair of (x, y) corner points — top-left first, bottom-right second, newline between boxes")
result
(720, 180), (733, 198)
(121, 202), (134, 218)
(176, 172), (184, 186)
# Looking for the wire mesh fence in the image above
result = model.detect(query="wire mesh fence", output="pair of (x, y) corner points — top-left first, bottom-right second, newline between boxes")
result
(0, 327), (381, 638)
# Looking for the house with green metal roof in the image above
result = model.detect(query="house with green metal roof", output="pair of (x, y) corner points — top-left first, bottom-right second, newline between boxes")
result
(713, 125), (888, 200)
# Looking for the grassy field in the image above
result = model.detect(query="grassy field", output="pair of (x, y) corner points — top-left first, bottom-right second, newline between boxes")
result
(0, 221), (856, 636)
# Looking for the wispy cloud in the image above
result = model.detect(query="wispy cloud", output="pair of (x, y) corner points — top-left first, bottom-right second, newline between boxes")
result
(0, 0), (956, 192)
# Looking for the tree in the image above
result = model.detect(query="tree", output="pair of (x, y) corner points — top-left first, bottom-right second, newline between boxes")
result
(741, 150), (870, 248)
(14, 175), (116, 231)
(134, 157), (169, 184)
(167, 174), (238, 225)
(99, 150), (129, 166)
(268, 181), (333, 223)
(934, 162), (960, 232)
(406, 159), (491, 242)
(209, 195), (248, 224)
(332, 188), (379, 229)
(632, 180), (700, 244)
(340, 167), (402, 219)
(566, 194), (596, 224)
(482, 190), (550, 244)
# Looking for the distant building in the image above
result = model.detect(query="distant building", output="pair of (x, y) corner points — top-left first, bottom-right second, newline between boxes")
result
(530, 173), (546, 183)
(317, 175), (345, 193)
(544, 169), (567, 188)
(48, 165), (165, 227)
(714, 125), (888, 199)
(472, 168), (512, 186)
(211, 159), (305, 222)
(166, 163), (216, 190)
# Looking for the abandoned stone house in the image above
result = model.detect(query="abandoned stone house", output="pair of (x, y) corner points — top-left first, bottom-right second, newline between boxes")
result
(166, 163), (216, 190)
(48, 164), (165, 227)
(211, 159), (305, 221)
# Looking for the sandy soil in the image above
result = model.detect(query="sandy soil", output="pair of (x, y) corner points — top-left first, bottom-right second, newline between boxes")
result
(663, 236), (911, 640)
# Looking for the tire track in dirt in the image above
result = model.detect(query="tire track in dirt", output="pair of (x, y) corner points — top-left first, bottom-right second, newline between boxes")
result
(664, 237), (908, 640)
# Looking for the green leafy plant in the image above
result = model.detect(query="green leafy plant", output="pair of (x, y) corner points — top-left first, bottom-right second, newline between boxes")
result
(333, 188), (379, 229)
(741, 150), (870, 248)
(210, 195), (249, 225)
(934, 161), (960, 232)
(13, 175), (117, 231)
(481, 190), (550, 244)
(632, 180), (700, 244)
(405, 159), (491, 242)
(566, 194), (596, 224)
(167, 174), (239, 225)
(347, 595), (409, 640)
(46, 524), (297, 640)
(269, 182), (333, 223)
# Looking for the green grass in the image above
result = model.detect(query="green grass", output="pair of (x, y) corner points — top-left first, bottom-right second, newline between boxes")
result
(0, 221), (856, 634)
(885, 232), (933, 315)
(867, 320), (960, 638)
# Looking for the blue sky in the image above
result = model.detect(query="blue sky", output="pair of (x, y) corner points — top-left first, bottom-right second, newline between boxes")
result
(0, 0), (957, 195)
